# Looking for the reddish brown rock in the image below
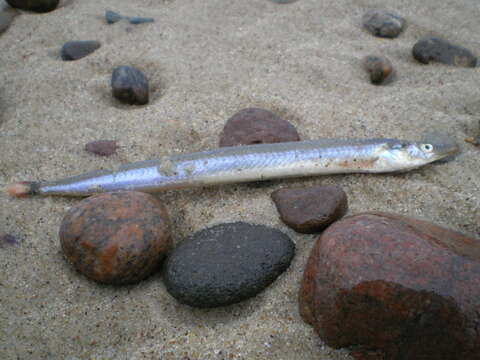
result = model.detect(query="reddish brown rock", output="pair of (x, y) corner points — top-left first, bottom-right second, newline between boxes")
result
(363, 55), (393, 85)
(299, 212), (480, 360)
(271, 185), (348, 234)
(219, 108), (300, 147)
(84, 140), (118, 156)
(59, 191), (172, 284)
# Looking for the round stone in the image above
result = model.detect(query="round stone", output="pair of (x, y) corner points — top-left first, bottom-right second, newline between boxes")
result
(111, 66), (149, 105)
(5, 0), (59, 13)
(412, 37), (477, 67)
(219, 108), (300, 147)
(363, 55), (393, 84)
(362, 9), (405, 38)
(59, 191), (172, 284)
(164, 222), (295, 308)
(61, 40), (101, 61)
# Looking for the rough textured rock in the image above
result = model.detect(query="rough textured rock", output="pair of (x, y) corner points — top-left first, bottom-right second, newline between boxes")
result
(164, 222), (295, 308)
(412, 37), (477, 67)
(0, 3), (17, 34)
(5, 0), (58, 13)
(105, 10), (122, 24)
(84, 139), (118, 156)
(59, 191), (172, 284)
(111, 66), (149, 105)
(362, 10), (405, 38)
(363, 55), (393, 85)
(61, 40), (101, 61)
(299, 212), (480, 360)
(271, 185), (348, 234)
(219, 108), (300, 147)
(105, 9), (154, 25)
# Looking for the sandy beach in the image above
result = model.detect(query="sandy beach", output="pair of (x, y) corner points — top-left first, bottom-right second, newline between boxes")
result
(1, 0), (479, 359)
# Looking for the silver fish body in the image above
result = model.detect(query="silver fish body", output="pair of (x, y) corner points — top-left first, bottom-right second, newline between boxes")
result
(32, 137), (458, 197)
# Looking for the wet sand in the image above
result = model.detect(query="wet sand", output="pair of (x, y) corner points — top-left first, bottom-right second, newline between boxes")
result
(1, 0), (479, 359)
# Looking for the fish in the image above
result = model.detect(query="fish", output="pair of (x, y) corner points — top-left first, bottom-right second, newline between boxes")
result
(5, 137), (459, 197)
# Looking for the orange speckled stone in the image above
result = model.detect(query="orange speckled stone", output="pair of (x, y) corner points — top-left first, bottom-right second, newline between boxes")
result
(299, 212), (480, 360)
(59, 191), (172, 284)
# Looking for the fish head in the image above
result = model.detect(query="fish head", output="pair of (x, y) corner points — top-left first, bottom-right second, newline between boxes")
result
(379, 137), (459, 171)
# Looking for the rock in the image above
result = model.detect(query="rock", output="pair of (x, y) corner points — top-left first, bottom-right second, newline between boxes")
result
(61, 40), (101, 61)
(0, 3), (17, 34)
(299, 212), (480, 360)
(84, 140), (118, 156)
(105, 9), (154, 25)
(5, 0), (59, 13)
(412, 37), (477, 67)
(362, 9), (405, 38)
(105, 10), (122, 24)
(362, 55), (393, 85)
(271, 185), (348, 234)
(164, 222), (295, 308)
(219, 108), (300, 147)
(111, 66), (149, 105)
(0, 233), (19, 248)
(59, 191), (172, 284)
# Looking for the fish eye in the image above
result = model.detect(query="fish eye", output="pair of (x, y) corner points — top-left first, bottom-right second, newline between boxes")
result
(421, 144), (434, 152)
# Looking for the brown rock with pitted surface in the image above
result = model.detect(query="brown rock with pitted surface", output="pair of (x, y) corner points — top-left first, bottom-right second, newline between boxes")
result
(59, 191), (172, 284)
(271, 185), (348, 233)
(299, 212), (480, 360)
(219, 108), (300, 147)
(363, 55), (393, 85)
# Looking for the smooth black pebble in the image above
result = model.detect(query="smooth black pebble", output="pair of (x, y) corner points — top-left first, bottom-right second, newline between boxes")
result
(362, 9), (405, 38)
(412, 37), (477, 67)
(6, 0), (59, 13)
(163, 222), (295, 308)
(111, 66), (149, 105)
(61, 40), (101, 61)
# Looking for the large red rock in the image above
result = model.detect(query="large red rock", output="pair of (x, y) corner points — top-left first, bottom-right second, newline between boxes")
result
(299, 212), (480, 360)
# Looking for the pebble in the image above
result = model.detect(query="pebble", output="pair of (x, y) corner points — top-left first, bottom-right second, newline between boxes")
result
(84, 140), (118, 156)
(59, 192), (172, 284)
(363, 55), (393, 84)
(412, 37), (477, 67)
(111, 66), (149, 105)
(0, 3), (17, 34)
(164, 222), (295, 308)
(6, 0), (58, 13)
(219, 108), (300, 147)
(0, 233), (19, 248)
(271, 185), (348, 234)
(105, 10), (154, 25)
(61, 40), (101, 61)
(362, 9), (405, 38)
(299, 212), (480, 360)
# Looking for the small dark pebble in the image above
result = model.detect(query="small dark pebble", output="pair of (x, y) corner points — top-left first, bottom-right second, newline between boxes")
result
(219, 108), (300, 147)
(84, 140), (118, 156)
(412, 37), (477, 67)
(362, 9), (405, 39)
(59, 191), (172, 284)
(271, 185), (348, 234)
(61, 40), (101, 61)
(164, 222), (295, 308)
(363, 55), (393, 84)
(105, 10), (154, 25)
(111, 66), (149, 105)
(0, 4), (17, 34)
(105, 10), (122, 24)
(0, 234), (19, 248)
(6, 0), (59, 13)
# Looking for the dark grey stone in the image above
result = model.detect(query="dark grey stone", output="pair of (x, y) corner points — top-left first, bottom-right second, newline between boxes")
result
(6, 0), (58, 13)
(61, 40), (101, 61)
(363, 55), (394, 84)
(0, 4), (16, 34)
(128, 16), (154, 25)
(111, 66), (149, 105)
(163, 222), (295, 308)
(105, 10), (122, 24)
(412, 37), (477, 67)
(362, 9), (405, 38)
